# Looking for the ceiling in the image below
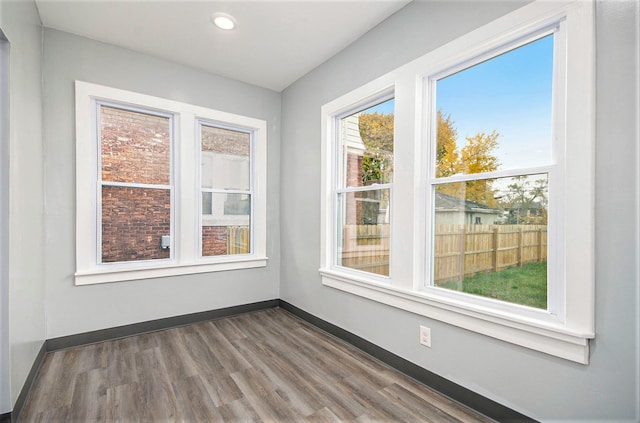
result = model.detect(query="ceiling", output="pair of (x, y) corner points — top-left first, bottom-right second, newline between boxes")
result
(34, 0), (411, 92)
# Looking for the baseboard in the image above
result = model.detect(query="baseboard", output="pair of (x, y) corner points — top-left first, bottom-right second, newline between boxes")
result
(10, 341), (47, 423)
(279, 300), (535, 423)
(47, 299), (279, 352)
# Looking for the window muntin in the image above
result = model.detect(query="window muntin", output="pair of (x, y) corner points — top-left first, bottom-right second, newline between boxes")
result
(336, 98), (394, 276)
(428, 32), (556, 311)
(199, 122), (253, 257)
(98, 104), (173, 263)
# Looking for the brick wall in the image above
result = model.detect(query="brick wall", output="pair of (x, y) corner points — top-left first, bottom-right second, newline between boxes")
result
(201, 124), (249, 156)
(346, 152), (364, 225)
(201, 226), (228, 256)
(101, 105), (171, 185)
(101, 186), (171, 262)
(100, 106), (172, 263)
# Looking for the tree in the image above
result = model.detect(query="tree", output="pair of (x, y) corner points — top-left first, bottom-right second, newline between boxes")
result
(356, 109), (501, 207)
(358, 112), (394, 184)
(499, 176), (548, 224)
(435, 111), (500, 206)
(436, 111), (459, 178)
(459, 131), (500, 175)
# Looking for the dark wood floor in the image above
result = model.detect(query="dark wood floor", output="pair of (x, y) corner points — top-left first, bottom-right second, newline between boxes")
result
(19, 307), (493, 422)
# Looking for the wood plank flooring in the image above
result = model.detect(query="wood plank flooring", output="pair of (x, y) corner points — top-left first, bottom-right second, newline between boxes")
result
(18, 308), (494, 422)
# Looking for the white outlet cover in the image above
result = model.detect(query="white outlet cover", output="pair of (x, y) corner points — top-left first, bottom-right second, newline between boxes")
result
(420, 325), (431, 348)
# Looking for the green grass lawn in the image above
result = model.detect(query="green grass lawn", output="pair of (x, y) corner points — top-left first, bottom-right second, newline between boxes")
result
(439, 262), (547, 309)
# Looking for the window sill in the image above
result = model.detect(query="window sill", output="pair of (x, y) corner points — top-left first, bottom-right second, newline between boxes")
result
(76, 256), (268, 285)
(320, 268), (593, 364)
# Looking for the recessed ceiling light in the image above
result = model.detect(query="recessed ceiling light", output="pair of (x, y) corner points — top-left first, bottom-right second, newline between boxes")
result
(211, 13), (236, 30)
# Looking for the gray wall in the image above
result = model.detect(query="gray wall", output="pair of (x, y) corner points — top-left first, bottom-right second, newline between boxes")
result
(280, 0), (640, 421)
(42, 29), (281, 339)
(0, 0), (47, 410)
(0, 28), (8, 417)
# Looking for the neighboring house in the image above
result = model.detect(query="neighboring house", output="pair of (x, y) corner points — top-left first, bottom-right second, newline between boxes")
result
(434, 192), (502, 225)
(342, 114), (390, 225)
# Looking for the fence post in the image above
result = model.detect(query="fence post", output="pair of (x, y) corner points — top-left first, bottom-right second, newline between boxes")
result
(537, 227), (543, 262)
(492, 226), (499, 272)
(517, 227), (524, 267)
(458, 227), (466, 282)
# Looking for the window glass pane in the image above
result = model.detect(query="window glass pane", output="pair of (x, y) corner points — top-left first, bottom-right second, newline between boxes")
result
(201, 125), (250, 191)
(337, 188), (390, 276)
(202, 192), (251, 256)
(101, 186), (171, 263)
(202, 192), (212, 215)
(433, 174), (548, 309)
(100, 105), (171, 185)
(435, 35), (554, 176)
(341, 99), (394, 187)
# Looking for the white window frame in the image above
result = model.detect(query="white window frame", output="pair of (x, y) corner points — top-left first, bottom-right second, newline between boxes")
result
(197, 120), (254, 257)
(96, 102), (176, 265)
(76, 81), (267, 285)
(320, 0), (594, 364)
(333, 92), (395, 279)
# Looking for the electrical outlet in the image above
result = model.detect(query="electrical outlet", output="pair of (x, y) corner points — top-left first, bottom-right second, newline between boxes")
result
(419, 325), (431, 347)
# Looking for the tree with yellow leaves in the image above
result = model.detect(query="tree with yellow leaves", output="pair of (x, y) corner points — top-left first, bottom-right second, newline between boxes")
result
(358, 112), (394, 184)
(435, 111), (500, 207)
(358, 109), (500, 207)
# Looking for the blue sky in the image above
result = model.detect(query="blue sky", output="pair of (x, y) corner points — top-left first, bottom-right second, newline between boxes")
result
(366, 34), (554, 172)
(436, 34), (554, 171)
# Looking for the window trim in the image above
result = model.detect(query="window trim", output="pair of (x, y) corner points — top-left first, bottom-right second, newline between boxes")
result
(320, 0), (594, 364)
(75, 81), (268, 285)
(96, 102), (176, 265)
(196, 119), (255, 258)
(334, 93), (395, 277)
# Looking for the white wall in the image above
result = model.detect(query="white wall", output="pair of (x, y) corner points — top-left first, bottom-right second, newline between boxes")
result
(280, 0), (639, 421)
(0, 0), (47, 410)
(42, 29), (281, 338)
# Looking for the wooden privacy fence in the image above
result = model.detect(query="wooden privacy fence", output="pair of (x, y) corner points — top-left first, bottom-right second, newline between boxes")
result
(339, 224), (547, 281)
(340, 224), (390, 276)
(228, 226), (250, 254)
(433, 224), (547, 284)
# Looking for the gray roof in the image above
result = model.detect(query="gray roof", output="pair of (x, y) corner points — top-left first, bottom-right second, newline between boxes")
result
(434, 192), (502, 214)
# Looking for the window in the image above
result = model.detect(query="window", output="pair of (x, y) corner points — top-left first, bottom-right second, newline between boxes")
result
(76, 82), (267, 284)
(99, 104), (173, 263)
(321, 0), (594, 363)
(336, 98), (394, 277)
(429, 33), (554, 310)
(199, 122), (252, 257)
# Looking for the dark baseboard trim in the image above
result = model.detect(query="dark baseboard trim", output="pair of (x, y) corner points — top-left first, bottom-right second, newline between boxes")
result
(10, 340), (47, 423)
(47, 299), (279, 352)
(7, 299), (279, 421)
(279, 300), (535, 423)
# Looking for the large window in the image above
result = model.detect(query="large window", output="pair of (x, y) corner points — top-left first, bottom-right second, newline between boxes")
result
(99, 104), (173, 263)
(76, 82), (267, 284)
(336, 98), (394, 277)
(199, 123), (252, 257)
(429, 33), (555, 310)
(321, 0), (594, 363)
